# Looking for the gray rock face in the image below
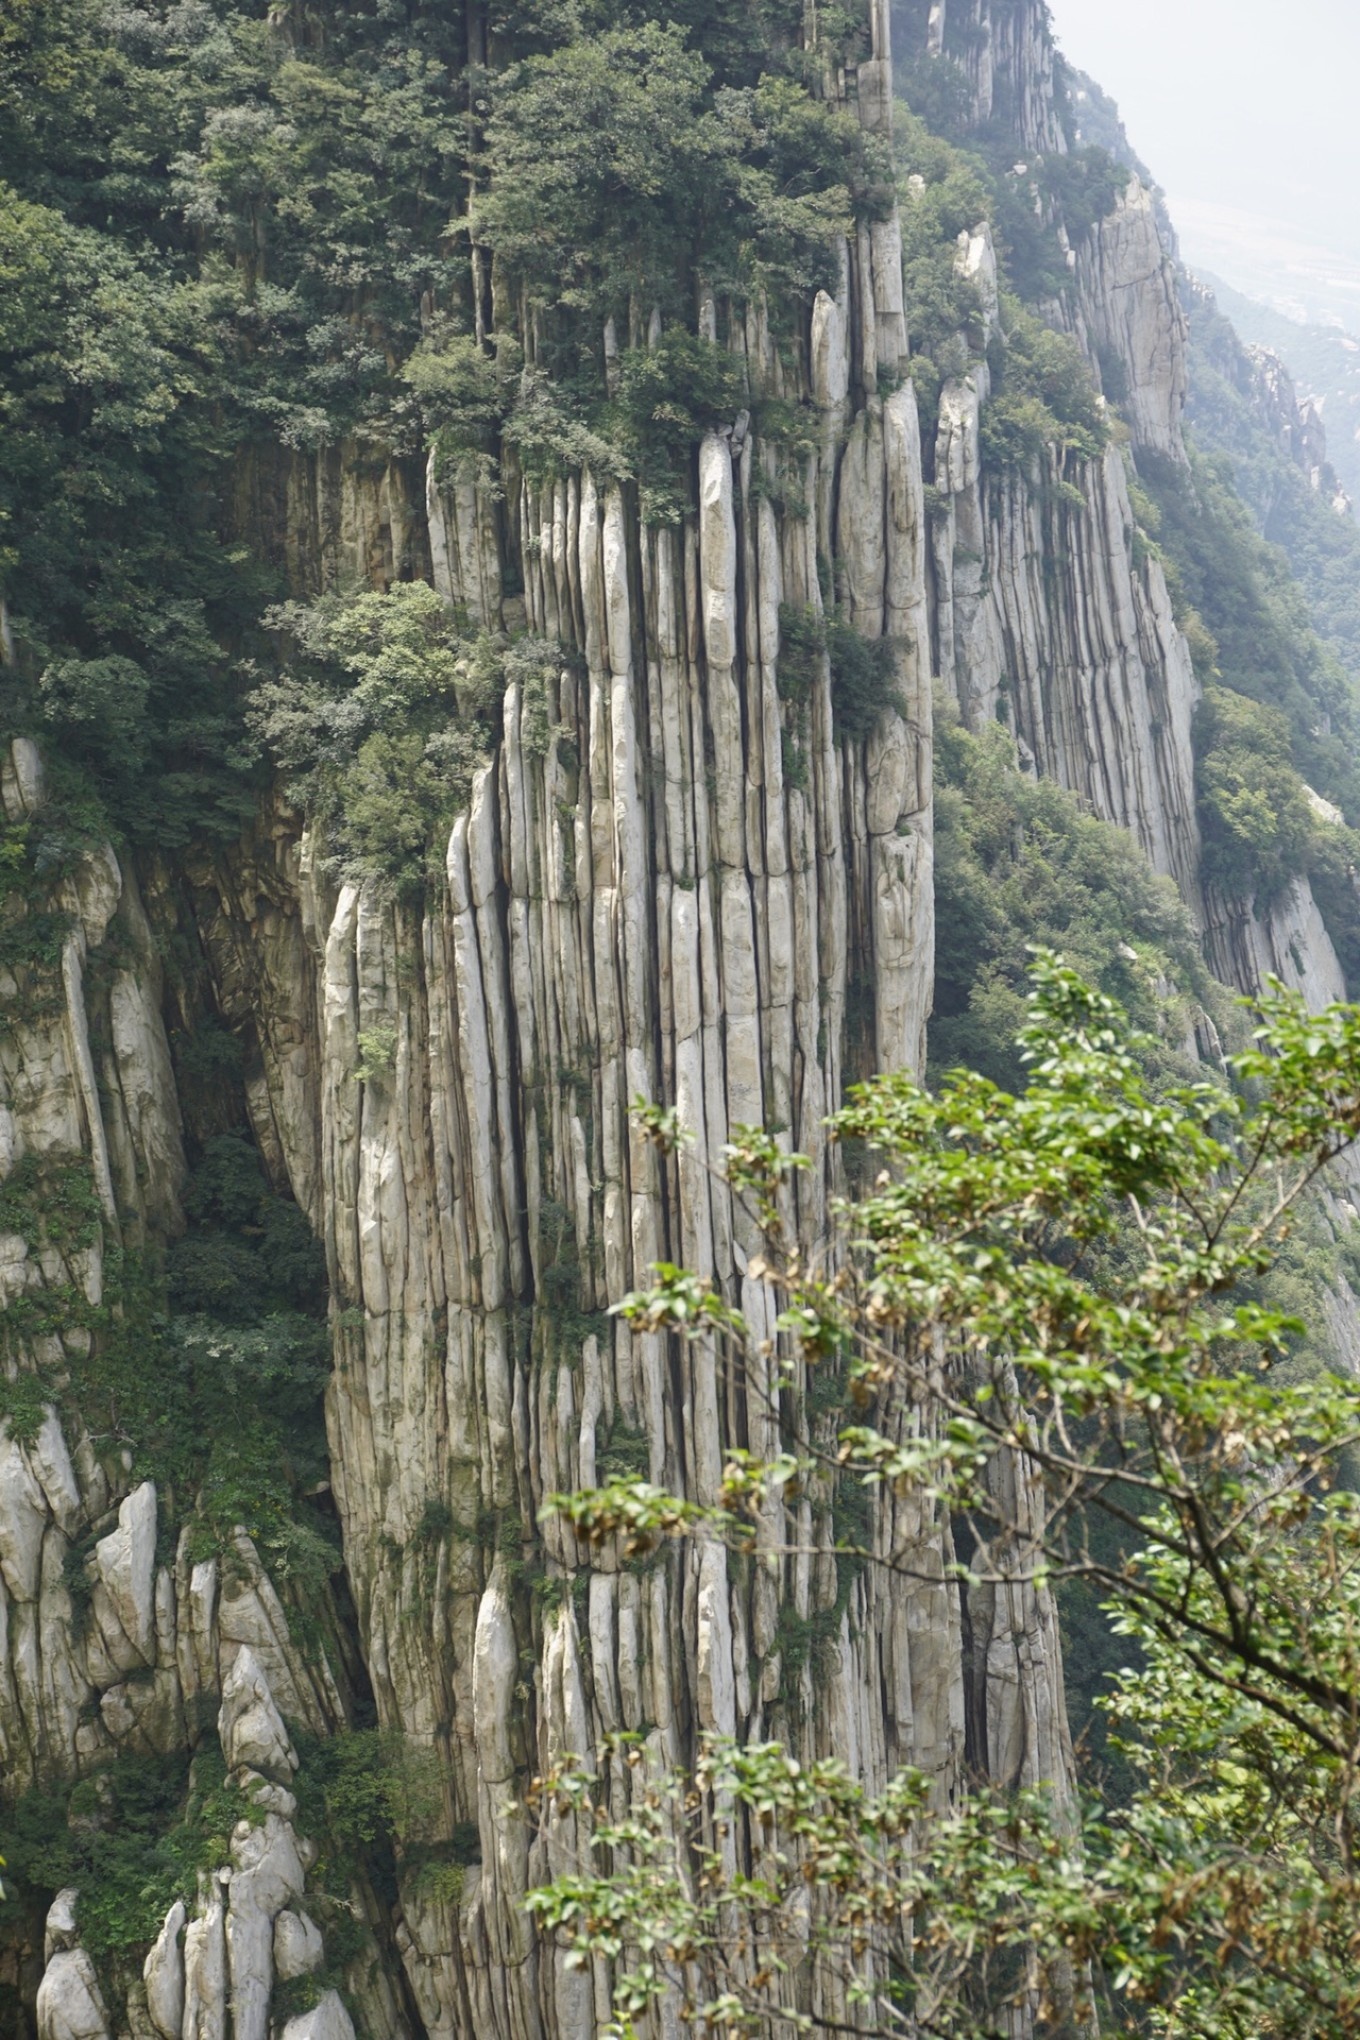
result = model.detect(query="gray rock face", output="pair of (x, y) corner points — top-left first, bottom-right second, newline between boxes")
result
(274, 1910), (324, 1981)
(917, 0), (1067, 152)
(274, 259), (945, 2022)
(43, 1892), (80, 1965)
(226, 1811), (307, 2040)
(92, 1481), (157, 1670)
(181, 1878), (227, 2040)
(142, 1899), (185, 2040)
(36, 1942), (108, 2040)
(1076, 177), (1189, 460)
(1205, 876), (1349, 1009)
(281, 1992), (357, 2040)
(931, 364), (1204, 906)
(35, 1955), (108, 2040)
(218, 1644), (299, 1779)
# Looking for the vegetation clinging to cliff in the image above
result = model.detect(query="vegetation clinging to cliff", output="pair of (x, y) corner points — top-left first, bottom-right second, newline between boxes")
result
(931, 705), (1209, 1090)
(1, 0), (897, 858)
(476, 27), (890, 318)
(248, 583), (562, 893)
(894, 103), (1109, 464)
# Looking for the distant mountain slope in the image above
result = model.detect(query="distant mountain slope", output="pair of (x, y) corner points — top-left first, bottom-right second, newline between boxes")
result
(1198, 271), (1360, 511)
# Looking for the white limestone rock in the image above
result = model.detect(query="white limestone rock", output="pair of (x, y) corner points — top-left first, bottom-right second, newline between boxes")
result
(93, 1480), (157, 1665)
(29, 1410), (80, 1534)
(62, 843), (122, 952)
(0, 1436), (48, 1601)
(36, 1950), (109, 2040)
(1206, 874), (1349, 1011)
(1076, 176), (1188, 460)
(273, 1909), (324, 1981)
(280, 1991), (357, 2040)
(44, 1889), (80, 1963)
(181, 1877), (227, 2040)
(218, 1644), (298, 1778)
(227, 1811), (306, 2040)
(142, 1899), (185, 2040)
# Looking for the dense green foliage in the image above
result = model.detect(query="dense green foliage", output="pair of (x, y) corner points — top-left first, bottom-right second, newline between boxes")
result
(895, 107), (993, 358)
(0, 1122), (335, 1580)
(931, 706), (1209, 1090)
(248, 582), (563, 891)
(776, 602), (905, 759)
(477, 29), (889, 319)
(0, 0), (479, 845)
(980, 298), (1107, 468)
(0, 1743), (261, 2001)
(470, 15), (889, 523)
(1005, 151), (1126, 299)
(1194, 685), (1318, 902)
(0, 769), (112, 1035)
(0, 1722), (454, 2018)
(0, 0), (916, 868)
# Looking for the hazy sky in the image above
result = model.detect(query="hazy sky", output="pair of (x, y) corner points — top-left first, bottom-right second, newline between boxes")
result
(1045, 0), (1360, 282)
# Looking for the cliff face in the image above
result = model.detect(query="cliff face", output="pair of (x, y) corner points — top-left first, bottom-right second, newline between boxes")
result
(913, 0), (1067, 153)
(1073, 179), (1188, 461)
(898, 0), (1353, 1012)
(1, 249), (1072, 2040)
(4, 3), (1357, 2036)
(1, 14), (1076, 2036)
(926, 224), (1200, 903)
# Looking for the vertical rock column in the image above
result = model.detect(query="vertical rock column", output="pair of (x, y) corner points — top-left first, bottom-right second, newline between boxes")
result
(278, 243), (947, 2032)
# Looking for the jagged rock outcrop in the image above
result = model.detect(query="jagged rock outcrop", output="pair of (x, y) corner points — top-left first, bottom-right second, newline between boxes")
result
(930, 357), (1350, 1007)
(232, 442), (433, 604)
(933, 426), (1204, 902)
(143, 1900), (186, 2040)
(907, 26), (1353, 1017)
(926, 228), (1201, 901)
(163, 249), (969, 2036)
(35, 1895), (108, 2040)
(0, 802), (387, 2014)
(274, 1910), (324, 1982)
(1204, 876), (1350, 1010)
(1238, 342), (1353, 515)
(1187, 284), (1355, 517)
(281, 1993), (357, 2040)
(1075, 177), (1189, 460)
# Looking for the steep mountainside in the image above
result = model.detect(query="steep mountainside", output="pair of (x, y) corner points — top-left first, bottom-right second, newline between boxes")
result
(1198, 273), (1360, 511)
(2, 2), (1359, 2036)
